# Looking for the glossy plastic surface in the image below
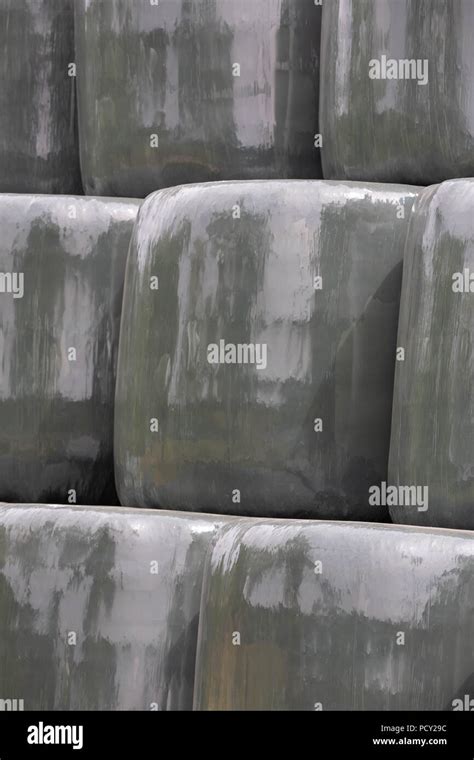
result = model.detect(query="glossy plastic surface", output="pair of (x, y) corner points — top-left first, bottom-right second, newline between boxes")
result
(0, 195), (140, 505)
(75, 0), (322, 196)
(115, 180), (420, 519)
(389, 180), (474, 529)
(194, 519), (474, 710)
(0, 0), (82, 194)
(320, 0), (474, 185)
(0, 503), (228, 710)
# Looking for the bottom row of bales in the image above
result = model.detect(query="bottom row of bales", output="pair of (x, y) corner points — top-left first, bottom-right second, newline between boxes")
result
(0, 504), (472, 711)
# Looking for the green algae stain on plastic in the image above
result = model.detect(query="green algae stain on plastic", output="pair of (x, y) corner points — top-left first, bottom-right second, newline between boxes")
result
(0, 0), (81, 194)
(389, 179), (474, 530)
(0, 195), (140, 505)
(0, 504), (230, 710)
(115, 180), (420, 519)
(194, 520), (474, 710)
(320, 0), (474, 185)
(75, 0), (323, 196)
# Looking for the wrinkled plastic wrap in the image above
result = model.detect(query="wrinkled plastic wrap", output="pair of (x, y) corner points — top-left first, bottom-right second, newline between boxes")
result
(389, 180), (474, 530)
(194, 520), (474, 710)
(0, 0), (82, 194)
(0, 195), (140, 505)
(115, 180), (420, 519)
(75, 0), (322, 196)
(0, 504), (229, 710)
(320, 0), (474, 185)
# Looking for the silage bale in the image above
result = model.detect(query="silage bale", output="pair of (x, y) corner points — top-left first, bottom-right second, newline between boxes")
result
(0, 503), (228, 710)
(320, 0), (474, 185)
(115, 179), (420, 519)
(0, 194), (140, 505)
(0, 0), (81, 194)
(75, 0), (322, 197)
(194, 519), (474, 710)
(389, 179), (474, 530)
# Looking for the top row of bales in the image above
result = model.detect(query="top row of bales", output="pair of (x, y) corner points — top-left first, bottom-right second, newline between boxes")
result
(3, 0), (474, 197)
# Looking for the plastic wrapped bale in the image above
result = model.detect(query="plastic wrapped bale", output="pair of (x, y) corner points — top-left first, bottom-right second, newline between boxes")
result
(75, 0), (322, 197)
(193, 519), (474, 710)
(0, 195), (140, 505)
(320, 0), (474, 185)
(389, 180), (474, 530)
(0, 0), (82, 194)
(115, 180), (420, 519)
(0, 504), (228, 711)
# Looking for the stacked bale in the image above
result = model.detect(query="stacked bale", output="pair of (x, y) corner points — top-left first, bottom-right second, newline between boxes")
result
(389, 179), (474, 530)
(0, 0), (81, 194)
(320, 0), (474, 185)
(194, 520), (474, 710)
(115, 180), (420, 520)
(0, 503), (228, 710)
(0, 0), (472, 716)
(75, 0), (323, 196)
(0, 195), (140, 505)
